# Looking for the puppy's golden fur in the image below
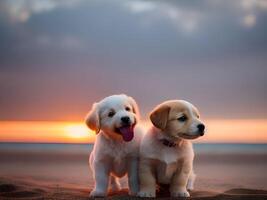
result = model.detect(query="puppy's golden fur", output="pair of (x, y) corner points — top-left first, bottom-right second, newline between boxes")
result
(138, 100), (205, 198)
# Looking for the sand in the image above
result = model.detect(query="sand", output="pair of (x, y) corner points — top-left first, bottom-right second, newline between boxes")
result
(1, 178), (267, 200)
(1, 146), (267, 199)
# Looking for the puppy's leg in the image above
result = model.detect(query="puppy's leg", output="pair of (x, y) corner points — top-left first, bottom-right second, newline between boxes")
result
(90, 161), (110, 197)
(110, 176), (121, 192)
(127, 156), (139, 196)
(138, 158), (156, 198)
(186, 170), (196, 191)
(170, 159), (192, 198)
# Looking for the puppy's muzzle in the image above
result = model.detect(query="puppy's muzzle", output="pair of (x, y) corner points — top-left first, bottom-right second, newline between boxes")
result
(197, 124), (205, 136)
(115, 116), (136, 142)
(121, 116), (131, 125)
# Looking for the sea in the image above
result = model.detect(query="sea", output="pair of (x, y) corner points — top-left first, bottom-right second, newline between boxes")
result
(0, 142), (267, 155)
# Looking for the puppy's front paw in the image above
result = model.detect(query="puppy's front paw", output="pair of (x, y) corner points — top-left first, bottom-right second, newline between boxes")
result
(187, 184), (194, 191)
(171, 188), (190, 198)
(138, 190), (156, 198)
(89, 189), (106, 197)
(186, 175), (195, 191)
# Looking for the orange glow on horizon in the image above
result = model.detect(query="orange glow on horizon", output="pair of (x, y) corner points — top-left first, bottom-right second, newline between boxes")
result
(0, 121), (95, 143)
(0, 119), (266, 143)
(198, 119), (267, 143)
(64, 124), (90, 139)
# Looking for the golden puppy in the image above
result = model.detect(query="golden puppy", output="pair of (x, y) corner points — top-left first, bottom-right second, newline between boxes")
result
(138, 100), (205, 198)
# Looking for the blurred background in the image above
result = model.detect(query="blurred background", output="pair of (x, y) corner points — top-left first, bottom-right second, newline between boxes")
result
(1, 1), (267, 197)
(0, 0), (267, 143)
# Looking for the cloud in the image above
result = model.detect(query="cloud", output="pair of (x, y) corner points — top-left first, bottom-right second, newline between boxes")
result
(240, 0), (267, 28)
(243, 14), (256, 27)
(125, 1), (203, 33)
(2, 0), (267, 31)
(125, 0), (156, 13)
(34, 34), (84, 50)
(2, 0), (82, 23)
(241, 0), (267, 11)
(0, 0), (267, 120)
(125, 0), (267, 31)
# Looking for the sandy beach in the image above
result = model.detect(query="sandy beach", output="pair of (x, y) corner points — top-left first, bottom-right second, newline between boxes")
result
(0, 143), (267, 199)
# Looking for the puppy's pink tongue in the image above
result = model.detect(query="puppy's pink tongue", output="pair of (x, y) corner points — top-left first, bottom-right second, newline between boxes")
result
(119, 126), (134, 142)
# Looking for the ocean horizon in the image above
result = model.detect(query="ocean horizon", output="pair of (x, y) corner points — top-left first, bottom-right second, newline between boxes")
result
(1, 142), (267, 155)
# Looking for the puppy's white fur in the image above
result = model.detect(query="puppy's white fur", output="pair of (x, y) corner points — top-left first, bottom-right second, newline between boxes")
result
(138, 100), (204, 198)
(85, 94), (143, 197)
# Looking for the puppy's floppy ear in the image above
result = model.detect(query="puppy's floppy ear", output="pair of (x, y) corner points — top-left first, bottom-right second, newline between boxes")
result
(85, 103), (100, 134)
(150, 104), (170, 130)
(128, 96), (140, 120)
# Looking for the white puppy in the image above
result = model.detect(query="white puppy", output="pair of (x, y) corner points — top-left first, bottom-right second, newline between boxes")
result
(138, 100), (205, 198)
(85, 94), (143, 197)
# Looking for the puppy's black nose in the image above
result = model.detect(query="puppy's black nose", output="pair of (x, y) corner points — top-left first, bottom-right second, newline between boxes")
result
(197, 124), (205, 136)
(121, 116), (130, 124)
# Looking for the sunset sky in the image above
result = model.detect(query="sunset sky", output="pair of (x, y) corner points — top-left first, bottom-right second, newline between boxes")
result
(0, 0), (266, 143)
(0, 120), (267, 143)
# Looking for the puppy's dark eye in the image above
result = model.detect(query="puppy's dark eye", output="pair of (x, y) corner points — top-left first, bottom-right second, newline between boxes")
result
(108, 111), (115, 118)
(125, 106), (131, 111)
(178, 116), (187, 122)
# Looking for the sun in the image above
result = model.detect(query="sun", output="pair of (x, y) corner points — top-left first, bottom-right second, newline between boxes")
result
(64, 123), (92, 140)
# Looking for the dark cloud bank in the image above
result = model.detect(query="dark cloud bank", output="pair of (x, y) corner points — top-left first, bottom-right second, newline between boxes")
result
(0, 0), (266, 120)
